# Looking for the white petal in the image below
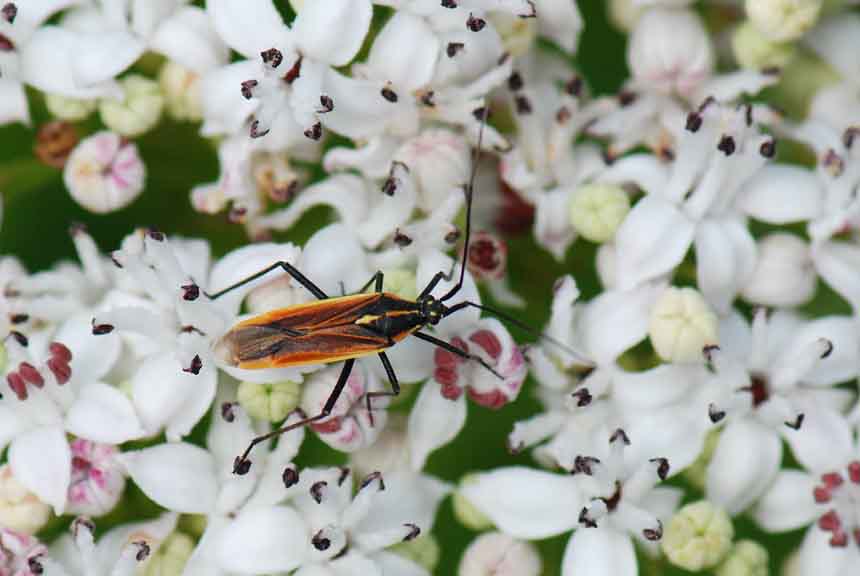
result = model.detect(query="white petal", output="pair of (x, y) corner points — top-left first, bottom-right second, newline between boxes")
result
(798, 525), (853, 576)
(55, 313), (121, 384)
(150, 6), (229, 71)
(216, 506), (308, 574)
(783, 400), (853, 472)
(737, 164), (823, 223)
(813, 241), (860, 312)
(365, 12), (439, 90)
(164, 364), (217, 442)
(561, 528), (636, 576)
(355, 471), (450, 537)
(742, 233), (816, 308)
(0, 79), (30, 126)
(207, 0), (289, 59)
(612, 364), (700, 408)
(580, 285), (657, 364)
(614, 195), (695, 289)
(535, 0), (583, 53)
(320, 70), (399, 140)
(373, 552), (428, 576)
(9, 426), (71, 515)
(777, 315), (859, 387)
(300, 224), (372, 295)
(694, 218), (749, 314)
(65, 382), (146, 443)
(460, 467), (582, 539)
(199, 61), (259, 136)
(0, 405), (26, 454)
(407, 381), (466, 470)
(121, 443), (218, 514)
(706, 418), (782, 515)
(15, 0), (82, 29)
(752, 470), (818, 532)
(293, 0), (371, 66)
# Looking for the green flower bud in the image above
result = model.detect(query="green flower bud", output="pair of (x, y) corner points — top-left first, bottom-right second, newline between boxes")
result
(380, 268), (418, 301)
(453, 475), (494, 531)
(143, 532), (195, 576)
(486, 12), (537, 56)
(45, 93), (97, 122)
(649, 287), (718, 363)
(716, 540), (769, 576)
(238, 380), (302, 422)
(178, 514), (208, 538)
(608, 0), (643, 33)
(662, 500), (734, 571)
(99, 75), (165, 137)
(568, 183), (630, 244)
(390, 534), (440, 572)
(732, 21), (796, 70)
(158, 62), (204, 122)
(769, 49), (840, 117)
(746, 0), (823, 42)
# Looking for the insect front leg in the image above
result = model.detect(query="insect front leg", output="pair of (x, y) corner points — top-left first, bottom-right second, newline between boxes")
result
(233, 359), (356, 474)
(412, 331), (504, 380)
(365, 351), (401, 426)
(356, 271), (385, 294)
(205, 261), (329, 301)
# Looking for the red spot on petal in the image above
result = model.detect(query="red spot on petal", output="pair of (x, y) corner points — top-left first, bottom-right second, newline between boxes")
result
(310, 416), (342, 434)
(440, 382), (463, 400)
(18, 362), (44, 388)
(848, 461), (860, 484)
(50, 342), (73, 363)
(830, 530), (848, 547)
(822, 472), (843, 489)
(818, 510), (842, 532)
(467, 388), (507, 409)
(434, 366), (459, 388)
(6, 372), (27, 400)
(47, 358), (71, 385)
(469, 329), (502, 360)
(814, 486), (832, 503)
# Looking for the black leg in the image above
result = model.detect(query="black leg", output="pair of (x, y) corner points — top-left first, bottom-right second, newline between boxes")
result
(412, 331), (503, 379)
(205, 261), (328, 301)
(365, 352), (401, 426)
(233, 359), (355, 474)
(356, 271), (385, 295)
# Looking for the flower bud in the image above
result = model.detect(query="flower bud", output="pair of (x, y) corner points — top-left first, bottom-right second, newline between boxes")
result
(607, 0), (643, 32)
(66, 439), (126, 517)
(485, 12), (537, 56)
(662, 500), (734, 571)
(379, 268), (418, 301)
(453, 475), (495, 531)
(459, 532), (542, 576)
(390, 534), (440, 573)
(716, 540), (769, 576)
(45, 93), (97, 122)
(0, 528), (46, 574)
(237, 380), (302, 422)
(568, 183), (630, 243)
(0, 465), (51, 534)
(159, 62), (203, 122)
(64, 131), (146, 213)
(741, 233), (816, 307)
(732, 21), (796, 70)
(649, 287), (718, 363)
(99, 75), (165, 137)
(143, 532), (195, 576)
(394, 130), (471, 214)
(746, 0), (823, 42)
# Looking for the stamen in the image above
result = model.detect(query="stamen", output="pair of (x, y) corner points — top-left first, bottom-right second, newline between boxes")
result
(10, 313), (28, 324)
(708, 403), (726, 423)
(759, 139), (776, 158)
(249, 118), (270, 139)
(441, 0), (457, 7)
(565, 76), (583, 97)
(28, 557), (44, 575)
(393, 230), (412, 247)
(466, 13), (486, 32)
(147, 228), (165, 241)
(220, 402), (236, 422)
(572, 455), (600, 475)
(312, 530), (331, 551)
(318, 94), (334, 113)
(842, 127), (860, 149)
(310, 480), (328, 504)
(283, 465), (300, 488)
(233, 455), (251, 475)
(9, 330), (28, 346)
(47, 358), (71, 385)
(240, 80), (258, 100)
(784, 413), (804, 430)
(507, 72), (524, 91)
(304, 122), (322, 141)
(18, 362), (44, 388)
(642, 519), (663, 541)
(717, 135), (736, 156)
(91, 321), (115, 335)
(360, 471), (385, 491)
(446, 42), (465, 58)
(133, 541), (151, 562)
(685, 112), (703, 133)
(610, 428), (630, 446)
(403, 523), (421, 541)
(181, 283), (200, 301)
(2, 3), (16, 24)
(618, 91), (636, 107)
(284, 56), (302, 83)
(381, 87), (398, 103)
(260, 48), (283, 69)
(515, 95), (532, 115)
(7, 372), (27, 400)
(182, 355), (203, 375)
(571, 387), (592, 407)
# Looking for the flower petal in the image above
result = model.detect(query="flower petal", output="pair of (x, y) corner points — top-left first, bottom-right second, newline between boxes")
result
(216, 506), (309, 574)
(737, 164), (823, 223)
(199, 61), (260, 136)
(293, 0), (372, 66)
(9, 425), (71, 515)
(0, 79), (30, 126)
(407, 380), (467, 470)
(798, 524), (854, 576)
(65, 382), (146, 444)
(783, 400), (853, 472)
(365, 12), (439, 90)
(580, 285), (657, 365)
(535, 0), (583, 53)
(207, 0), (289, 60)
(813, 240), (860, 313)
(742, 233), (816, 308)
(55, 313), (121, 384)
(150, 6), (229, 71)
(561, 527), (636, 576)
(752, 470), (818, 532)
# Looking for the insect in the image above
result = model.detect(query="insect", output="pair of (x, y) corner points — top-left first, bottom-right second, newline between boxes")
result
(210, 108), (584, 474)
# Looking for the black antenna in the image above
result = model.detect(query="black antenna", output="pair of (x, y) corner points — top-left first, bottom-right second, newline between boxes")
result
(440, 104), (489, 303)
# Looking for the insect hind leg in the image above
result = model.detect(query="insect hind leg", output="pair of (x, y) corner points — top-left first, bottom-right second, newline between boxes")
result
(205, 261), (329, 301)
(365, 351), (400, 426)
(355, 271), (385, 295)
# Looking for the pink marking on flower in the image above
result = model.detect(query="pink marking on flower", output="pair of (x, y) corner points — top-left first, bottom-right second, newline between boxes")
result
(848, 461), (860, 484)
(440, 381), (463, 401)
(469, 329), (502, 360)
(66, 439), (125, 517)
(467, 388), (507, 409)
(0, 528), (47, 576)
(6, 372), (27, 400)
(311, 416), (343, 434)
(49, 342), (72, 364)
(813, 463), (860, 548)
(464, 232), (508, 281)
(16, 363), (43, 388)
(822, 472), (843, 489)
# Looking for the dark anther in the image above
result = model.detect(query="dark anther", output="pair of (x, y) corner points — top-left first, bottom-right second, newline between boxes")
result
(182, 355), (203, 375)
(578, 507), (597, 528)
(703, 344), (720, 363)
(824, 149), (845, 177)
(472, 106), (489, 121)
(260, 48), (283, 68)
(312, 530), (331, 551)
(760, 139), (776, 158)
(9, 330), (28, 346)
(650, 457), (670, 481)
(466, 13), (486, 32)
(685, 112), (703, 133)
(28, 557), (44, 575)
(10, 313), (28, 324)
(310, 481), (327, 504)
(420, 91), (436, 107)
(319, 94), (334, 113)
(609, 428), (630, 445)
(181, 283), (200, 301)
(382, 176), (397, 196)
(282, 466), (300, 488)
(497, 51), (511, 66)
(0, 31), (13, 52)
(743, 103), (753, 127)
(697, 96), (716, 112)
(717, 135), (736, 156)
(110, 253), (124, 268)
(445, 229), (461, 244)
(134, 541), (151, 562)
(556, 106), (572, 124)
(522, 0), (537, 18)
(446, 42), (465, 58)
(250, 119), (270, 139)
(843, 127), (860, 149)
(643, 520), (663, 541)
(565, 76), (583, 97)
(381, 87), (398, 103)
(618, 91), (636, 107)
(284, 56), (303, 84)
(820, 339), (834, 358)
(360, 471), (385, 491)
(507, 71), (524, 91)
(220, 402), (236, 423)
(571, 388), (592, 407)
(337, 466), (350, 486)
(147, 228), (165, 241)
(2, 3), (17, 24)
(573, 455), (600, 476)
(180, 325), (206, 336)
(47, 358), (71, 385)
(785, 413), (805, 430)
(304, 122), (322, 141)
(393, 230), (413, 247)
(708, 403), (726, 423)
(441, 0), (457, 7)
(240, 80), (258, 100)
(515, 95), (532, 115)
(507, 437), (524, 454)
(233, 456), (251, 475)
(91, 322), (114, 336)
(403, 523), (421, 541)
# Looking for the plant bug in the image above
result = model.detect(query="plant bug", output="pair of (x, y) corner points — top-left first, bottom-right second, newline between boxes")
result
(209, 108), (586, 474)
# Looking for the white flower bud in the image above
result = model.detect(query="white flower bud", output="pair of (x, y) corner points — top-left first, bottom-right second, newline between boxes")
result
(143, 532), (195, 576)
(390, 534), (441, 573)
(66, 439), (126, 517)
(741, 233), (816, 307)
(732, 21), (796, 70)
(716, 540), (769, 576)
(64, 131), (146, 213)
(0, 465), (51, 534)
(746, 0), (823, 42)
(238, 380), (302, 422)
(662, 500), (734, 571)
(453, 475), (495, 531)
(45, 93), (97, 121)
(99, 75), (165, 137)
(628, 8), (714, 97)
(159, 62), (203, 122)
(486, 12), (538, 56)
(568, 183), (630, 243)
(395, 130), (471, 214)
(649, 287), (718, 363)
(608, 0), (643, 32)
(459, 532), (542, 576)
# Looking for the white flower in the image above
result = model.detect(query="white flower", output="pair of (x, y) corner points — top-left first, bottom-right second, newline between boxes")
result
(459, 532), (542, 576)
(159, 61), (204, 121)
(0, 527), (46, 576)
(741, 233), (817, 307)
(0, 464), (51, 534)
(63, 132), (146, 214)
(746, 0), (823, 43)
(98, 75), (164, 137)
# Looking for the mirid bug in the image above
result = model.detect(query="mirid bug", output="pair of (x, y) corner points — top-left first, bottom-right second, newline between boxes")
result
(209, 109), (584, 474)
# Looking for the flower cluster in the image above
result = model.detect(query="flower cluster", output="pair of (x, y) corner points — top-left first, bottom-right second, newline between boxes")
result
(3, 0), (860, 575)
